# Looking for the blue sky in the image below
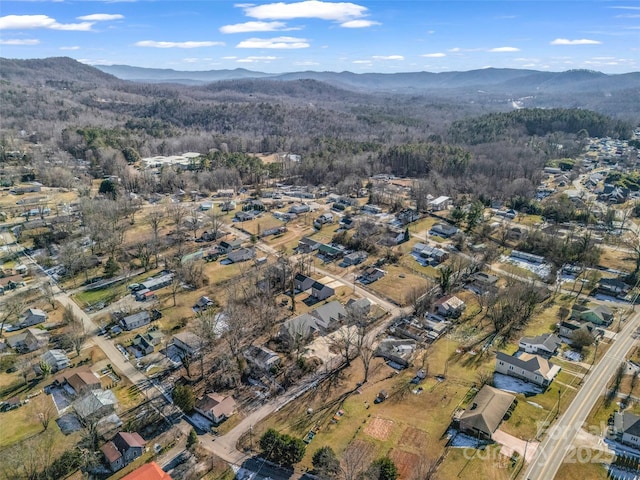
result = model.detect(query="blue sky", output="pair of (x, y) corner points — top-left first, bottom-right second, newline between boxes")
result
(0, 1), (638, 73)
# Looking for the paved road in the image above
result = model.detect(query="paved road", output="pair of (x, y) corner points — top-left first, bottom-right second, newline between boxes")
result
(524, 306), (640, 480)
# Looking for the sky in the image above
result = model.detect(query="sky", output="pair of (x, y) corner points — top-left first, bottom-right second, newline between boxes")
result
(0, 1), (638, 74)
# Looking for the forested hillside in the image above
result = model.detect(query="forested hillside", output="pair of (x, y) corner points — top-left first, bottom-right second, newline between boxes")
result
(0, 57), (637, 201)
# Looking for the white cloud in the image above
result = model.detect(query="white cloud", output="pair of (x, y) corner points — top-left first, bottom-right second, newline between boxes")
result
(236, 36), (309, 49)
(220, 21), (294, 33)
(615, 13), (640, 17)
(236, 55), (278, 63)
(222, 56), (238, 60)
(242, 1), (369, 22)
(60, 46), (81, 50)
(135, 40), (225, 48)
(352, 60), (372, 64)
(421, 52), (446, 58)
(488, 46), (520, 52)
(340, 19), (380, 28)
(76, 14), (124, 21)
(0, 14), (93, 31)
(183, 58), (199, 63)
(0, 38), (40, 45)
(294, 60), (320, 65)
(372, 55), (404, 60)
(448, 47), (461, 52)
(550, 38), (601, 45)
(609, 5), (640, 10)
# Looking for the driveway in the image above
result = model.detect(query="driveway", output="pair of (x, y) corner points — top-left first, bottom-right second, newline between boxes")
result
(493, 429), (539, 463)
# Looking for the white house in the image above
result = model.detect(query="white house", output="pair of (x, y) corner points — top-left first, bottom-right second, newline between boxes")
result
(173, 331), (203, 356)
(614, 412), (640, 449)
(41, 349), (70, 372)
(243, 345), (281, 371)
(195, 393), (236, 424)
(518, 333), (561, 356)
(434, 295), (465, 318)
(120, 311), (151, 331)
(495, 352), (561, 387)
(429, 196), (451, 211)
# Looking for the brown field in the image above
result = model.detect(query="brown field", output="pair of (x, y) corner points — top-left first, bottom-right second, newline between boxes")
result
(364, 416), (395, 441)
(399, 426), (429, 448)
(389, 448), (421, 479)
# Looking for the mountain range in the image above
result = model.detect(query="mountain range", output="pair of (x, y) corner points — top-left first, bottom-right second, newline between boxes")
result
(96, 63), (640, 95)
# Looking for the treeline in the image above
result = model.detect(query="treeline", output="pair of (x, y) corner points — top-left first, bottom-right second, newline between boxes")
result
(449, 108), (633, 145)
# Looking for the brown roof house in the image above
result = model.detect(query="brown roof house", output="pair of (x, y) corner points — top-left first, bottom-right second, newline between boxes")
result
(457, 385), (516, 440)
(495, 352), (561, 388)
(195, 393), (236, 424)
(101, 432), (146, 472)
(64, 370), (102, 395)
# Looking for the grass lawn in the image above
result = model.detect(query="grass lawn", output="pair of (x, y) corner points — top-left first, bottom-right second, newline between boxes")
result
(239, 215), (285, 236)
(438, 445), (515, 480)
(554, 453), (609, 480)
(598, 247), (635, 275)
(366, 265), (430, 306)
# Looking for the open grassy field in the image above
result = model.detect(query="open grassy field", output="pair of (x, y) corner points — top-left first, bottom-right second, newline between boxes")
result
(438, 444), (515, 480)
(366, 264), (430, 306)
(554, 453), (609, 480)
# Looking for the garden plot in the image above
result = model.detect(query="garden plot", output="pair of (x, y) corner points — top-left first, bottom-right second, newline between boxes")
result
(364, 416), (395, 441)
(493, 373), (545, 395)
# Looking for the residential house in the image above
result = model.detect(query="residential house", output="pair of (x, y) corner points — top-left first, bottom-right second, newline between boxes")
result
(121, 463), (172, 480)
(193, 296), (214, 312)
(73, 389), (118, 422)
(510, 250), (545, 264)
(467, 272), (499, 294)
(396, 208), (419, 226)
(339, 217), (355, 229)
(614, 412), (640, 449)
(495, 352), (561, 387)
(227, 248), (255, 264)
(41, 349), (70, 372)
(412, 243), (448, 266)
(173, 331), (203, 356)
(457, 385), (516, 440)
(346, 297), (374, 318)
(102, 432), (146, 472)
(362, 204), (382, 215)
(199, 201), (213, 211)
(429, 196), (451, 211)
(434, 295), (465, 318)
(518, 333), (562, 357)
(289, 204), (310, 215)
(219, 239), (243, 254)
(145, 330), (165, 346)
(296, 237), (321, 254)
(140, 274), (173, 292)
(571, 304), (614, 327)
(195, 393), (236, 424)
(6, 328), (49, 353)
(0, 274), (24, 294)
(317, 243), (344, 260)
(131, 334), (154, 356)
(311, 281), (335, 301)
(281, 301), (347, 342)
(234, 210), (255, 222)
(429, 223), (459, 238)
(424, 313), (452, 342)
(314, 212), (334, 228)
(294, 273), (315, 293)
(359, 267), (385, 285)
(220, 200), (236, 212)
(341, 251), (368, 267)
(54, 368), (102, 395)
(120, 311), (151, 331)
(243, 345), (281, 371)
(558, 320), (597, 343)
(375, 338), (417, 368)
(18, 308), (47, 328)
(597, 278), (631, 299)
